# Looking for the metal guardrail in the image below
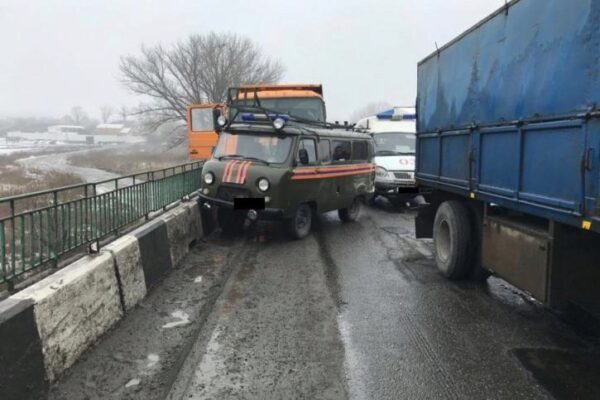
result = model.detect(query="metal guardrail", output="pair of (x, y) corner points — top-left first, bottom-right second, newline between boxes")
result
(0, 161), (203, 289)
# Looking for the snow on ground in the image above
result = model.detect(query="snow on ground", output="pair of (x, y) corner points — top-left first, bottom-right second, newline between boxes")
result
(0, 139), (81, 155)
(16, 147), (135, 193)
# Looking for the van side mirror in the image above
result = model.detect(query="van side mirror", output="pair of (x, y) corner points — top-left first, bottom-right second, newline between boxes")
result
(298, 148), (309, 165)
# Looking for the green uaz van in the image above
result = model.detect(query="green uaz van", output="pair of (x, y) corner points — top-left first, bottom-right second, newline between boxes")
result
(192, 92), (375, 239)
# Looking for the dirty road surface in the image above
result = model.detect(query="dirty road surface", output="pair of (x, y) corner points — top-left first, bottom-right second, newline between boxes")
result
(51, 201), (600, 399)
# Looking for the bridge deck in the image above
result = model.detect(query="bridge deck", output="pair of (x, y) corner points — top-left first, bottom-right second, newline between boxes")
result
(49, 204), (599, 399)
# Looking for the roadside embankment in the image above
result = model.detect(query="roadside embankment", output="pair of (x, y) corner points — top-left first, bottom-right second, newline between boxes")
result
(0, 200), (204, 400)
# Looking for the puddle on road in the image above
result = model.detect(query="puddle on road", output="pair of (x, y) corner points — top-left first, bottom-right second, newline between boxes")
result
(375, 225), (436, 284)
(514, 348), (600, 399)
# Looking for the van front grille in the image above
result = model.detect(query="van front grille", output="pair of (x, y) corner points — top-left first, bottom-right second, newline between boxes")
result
(393, 172), (414, 180)
(217, 186), (250, 202)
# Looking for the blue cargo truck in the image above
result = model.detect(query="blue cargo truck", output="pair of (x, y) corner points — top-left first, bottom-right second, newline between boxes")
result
(415, 0), (600, 309)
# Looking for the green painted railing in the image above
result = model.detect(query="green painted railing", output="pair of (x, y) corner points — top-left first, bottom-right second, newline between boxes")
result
(0, 161), (203, 289)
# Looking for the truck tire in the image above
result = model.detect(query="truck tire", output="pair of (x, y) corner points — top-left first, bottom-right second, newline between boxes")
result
(286, 203), (312, 239)
(433, 201), (473, 280)
(339, 197), (362, 222)
(218, 208), (245, 236)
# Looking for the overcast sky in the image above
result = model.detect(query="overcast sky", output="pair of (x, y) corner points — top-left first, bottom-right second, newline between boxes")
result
(0, 0), (504, 122)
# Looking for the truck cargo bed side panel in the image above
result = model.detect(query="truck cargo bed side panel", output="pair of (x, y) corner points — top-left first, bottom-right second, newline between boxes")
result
(477, 126), (519, 197)
(418, 0), (599, 133)
(440, 130), (470, 188)
(587, 119), (600, 219)
(417, 0), (600, 232)
(519, 121), (585, 211)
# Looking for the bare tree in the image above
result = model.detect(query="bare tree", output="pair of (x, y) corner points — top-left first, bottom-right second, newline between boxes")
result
(70, 106), (88, 125)
(118, 105), (129, 121)
(120, 32), (285, 130)
(349, 102), (393, 123)
(100, 105), (114, 123)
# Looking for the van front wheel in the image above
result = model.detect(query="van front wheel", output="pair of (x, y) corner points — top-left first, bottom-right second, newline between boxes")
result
(339, 197), (362, 222)
(286, 203), (312, 239)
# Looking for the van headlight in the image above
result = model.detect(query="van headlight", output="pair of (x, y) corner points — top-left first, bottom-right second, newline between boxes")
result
(375, 166), (388, 178)
(203, 172), (214, 185)
(257, 177), (270, 192)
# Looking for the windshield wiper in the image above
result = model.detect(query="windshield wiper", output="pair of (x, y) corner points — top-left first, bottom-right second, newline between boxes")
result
(218, 154), (270, 165)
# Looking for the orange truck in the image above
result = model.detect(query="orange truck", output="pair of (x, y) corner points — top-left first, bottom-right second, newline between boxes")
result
(187, 84), (326, 159)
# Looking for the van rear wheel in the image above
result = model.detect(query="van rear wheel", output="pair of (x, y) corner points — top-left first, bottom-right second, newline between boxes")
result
(433, 201), (472, 279)
(286, 203), (312, 239)
(339, 197), (362, 222)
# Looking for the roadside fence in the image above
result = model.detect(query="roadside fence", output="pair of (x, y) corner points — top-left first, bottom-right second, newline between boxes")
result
(0, 161), (203, 289)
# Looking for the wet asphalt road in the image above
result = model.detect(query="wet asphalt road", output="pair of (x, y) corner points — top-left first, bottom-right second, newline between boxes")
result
(50, 200), (600, 400)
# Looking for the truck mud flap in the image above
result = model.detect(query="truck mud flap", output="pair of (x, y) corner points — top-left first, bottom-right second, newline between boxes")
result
(415, 204), (435, 239)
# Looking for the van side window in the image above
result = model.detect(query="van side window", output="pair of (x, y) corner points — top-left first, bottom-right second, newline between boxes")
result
(331, 140), (351, 162)
(352, 141), (368, 161)
(296, 138), (317, 164)
(318, 140), (331, 163)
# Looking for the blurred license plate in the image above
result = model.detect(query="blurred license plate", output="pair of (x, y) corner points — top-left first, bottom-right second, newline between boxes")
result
(234, 198), (265, 210)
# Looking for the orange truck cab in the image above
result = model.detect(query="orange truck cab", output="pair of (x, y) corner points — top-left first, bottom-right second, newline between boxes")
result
(187, 84), (326, 159)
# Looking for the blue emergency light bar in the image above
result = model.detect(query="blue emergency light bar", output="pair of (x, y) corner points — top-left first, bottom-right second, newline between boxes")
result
(376, 109), (416, 120)
(241, 113), (290, 122)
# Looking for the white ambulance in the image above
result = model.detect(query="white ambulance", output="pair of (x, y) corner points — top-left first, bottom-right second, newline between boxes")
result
(355, 107), (417, 205)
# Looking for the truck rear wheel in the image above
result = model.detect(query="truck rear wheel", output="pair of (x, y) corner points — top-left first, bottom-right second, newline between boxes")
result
(433, 201), (473, 279)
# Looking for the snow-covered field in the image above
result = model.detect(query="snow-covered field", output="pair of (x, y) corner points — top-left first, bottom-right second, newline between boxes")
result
(0, 138), (82, 155)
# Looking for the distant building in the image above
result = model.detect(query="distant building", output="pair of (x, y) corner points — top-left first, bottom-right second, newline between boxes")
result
(47, 125), (86, 135)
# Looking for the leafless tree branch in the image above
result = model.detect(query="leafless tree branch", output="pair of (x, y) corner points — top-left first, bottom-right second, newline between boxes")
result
(100, 105), (114, 123)
(120, 32), (285, 136)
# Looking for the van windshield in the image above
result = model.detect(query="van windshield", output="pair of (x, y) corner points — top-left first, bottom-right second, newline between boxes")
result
(373, 132), (415, 156)
(213, 132), (293, 164)
(232, 98), (325, 122)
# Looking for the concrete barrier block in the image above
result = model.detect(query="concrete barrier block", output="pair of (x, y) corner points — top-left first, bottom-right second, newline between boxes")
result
(13, 252), (123, 382)
(132, 219), (173, 288)
(0, 297), (47, 400)
(103, 235), (147, 312)
(161, 202), (202, 267)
